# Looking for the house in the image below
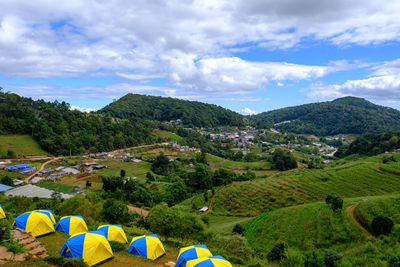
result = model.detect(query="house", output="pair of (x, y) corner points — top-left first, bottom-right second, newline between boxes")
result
(13, 179), (24, 186)
(92, 164), (107, 170)
(47, 171), (68, 180)
(31, 177), (44, 184)
(63, 167), (80, 175)
(199, 206), (208, 213)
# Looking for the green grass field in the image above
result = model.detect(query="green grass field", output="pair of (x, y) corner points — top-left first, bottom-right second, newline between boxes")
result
(206, 215), (253, 233)
(207, 154), (273, 174)
(37, 180), (77, 193)
(211, 155), (400, 216)
(0, 135), (47, 157)
(153, 130), (183, 142)
(244, 201), (362, 258)
(96, 159), (152, 180)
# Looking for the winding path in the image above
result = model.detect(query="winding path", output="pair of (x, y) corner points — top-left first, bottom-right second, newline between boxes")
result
(346, 203), (374, 239)
(24, 157), (59, 183)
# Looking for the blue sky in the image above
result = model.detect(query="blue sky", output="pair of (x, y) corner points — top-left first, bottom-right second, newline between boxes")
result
(1, 0), (400, 114)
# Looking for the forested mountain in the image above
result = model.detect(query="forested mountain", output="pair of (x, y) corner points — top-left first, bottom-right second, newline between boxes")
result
(0, 91), (155, 155)
(335, 131), (400, 157)
(251, 97), (400, 136)
(99, 94), (245, 127)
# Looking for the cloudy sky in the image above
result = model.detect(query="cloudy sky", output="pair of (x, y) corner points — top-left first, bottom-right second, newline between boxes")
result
(1, 0), (400, 114)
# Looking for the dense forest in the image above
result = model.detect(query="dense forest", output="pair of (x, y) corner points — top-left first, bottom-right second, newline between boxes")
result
(335, 131), (400, 157)
(99, 93), (245, 127)
(0, 90), (155, 155)
(251, 97), (400, 135)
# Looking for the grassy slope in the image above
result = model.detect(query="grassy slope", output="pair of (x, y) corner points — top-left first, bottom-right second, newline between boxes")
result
(96, 159), (152, 180)
(212, 154), (400, 216)
(153, 130), (183, 142)
(0, 135), (47, 157)
(244, 200), (362, 258)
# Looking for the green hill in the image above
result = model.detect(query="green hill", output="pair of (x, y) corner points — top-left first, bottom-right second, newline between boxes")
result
(0, 135), (47, 157)
(211, 154), (400, 216)
(99, 93), (245, 127)
(251, 96), (400, 135)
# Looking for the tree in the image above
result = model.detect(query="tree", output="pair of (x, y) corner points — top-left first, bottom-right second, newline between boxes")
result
(6, 150), (16, 158)
(85, 180), (92, 187)
(0, 175), (13, 186)
(267, 242), (287, 261)
(271, 148), (297, 171)
(213, 168), (236, 186)
(191, 163), (212, 190)
(326, 194), (343, 211)
(371, 216), (394, 236)
(102, 176), (124, 192)
(120, 169), (126, 179)
(232, 223), (245, 236)
(166, 180), (187, 206)
(101, 198), (129, 224)
(146, 172), (155, 181)
(324, 249), (341, 267)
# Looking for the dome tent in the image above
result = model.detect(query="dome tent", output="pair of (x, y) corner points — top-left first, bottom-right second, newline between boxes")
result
(60, 232), (114, 266)
(35, 209), (56, 224)
(176, 245), (213, 267)
(97, 224), (128, 243)
(186, 256), (233, 267)
(14, 211), (55, 237)
(0, 204), (6, 219)
(55, 215), (88, 236)
(128, 234), (165, 260)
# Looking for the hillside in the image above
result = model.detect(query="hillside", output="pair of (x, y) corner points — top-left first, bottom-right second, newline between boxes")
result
(0, 135), (47, 158)
(99, 94), (245, 127)
(0, 92), (154, 155)
(251, 96), (400, 135)
(211, 153), (400, 216)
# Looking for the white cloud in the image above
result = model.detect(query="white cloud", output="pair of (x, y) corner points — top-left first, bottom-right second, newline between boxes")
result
(0, 0), (399, 98)
(70, 105), (97, 113)
(239, 107), (258, 115)
(307, 58), (400, 102)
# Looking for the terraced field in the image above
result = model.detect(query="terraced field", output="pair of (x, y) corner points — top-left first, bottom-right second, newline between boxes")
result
(207, 154), (274, 175)
(244, 201), (362, 258)
(212, 160), (400, 216)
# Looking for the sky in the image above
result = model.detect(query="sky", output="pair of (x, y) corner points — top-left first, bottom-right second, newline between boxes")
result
(1, 0), (400, 114)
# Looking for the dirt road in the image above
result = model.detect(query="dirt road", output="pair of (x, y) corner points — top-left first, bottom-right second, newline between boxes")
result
(127, 205), (149, 217)
(346, 203), (374, 239)
(24, 158), (59, 183)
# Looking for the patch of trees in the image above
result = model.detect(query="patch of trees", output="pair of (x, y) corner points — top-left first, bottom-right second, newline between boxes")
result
(213, 168), (256, 186)
(325, 195), (343, 211)
(270, 148), (298, 171)
(0, 91), (155, 155)
(371, 216), (394, 236)
(251, 96), (400, 135)
(335, 132), (400, 158)
(99, 93), (245, 127)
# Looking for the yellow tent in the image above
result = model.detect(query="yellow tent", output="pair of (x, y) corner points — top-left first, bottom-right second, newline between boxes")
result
(0, 204), (5, 219)
(55, 216), (88, 236)
(128, 234), (166, 260)
(187, 256), (233, 267)
(60, 232), (114, 266)
(176, 245), (213, 267)
(35, 209), (56, 224)
(14, 211), (55, 237)
(97, 224), (128, 243)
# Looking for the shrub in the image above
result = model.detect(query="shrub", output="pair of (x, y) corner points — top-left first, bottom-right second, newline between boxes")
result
(371, 216), (394, 236)
(4, 240), (26, 254)
(101, 198), (130, 224)
(267, 241), (287, 261)
(45, 256), (88, 267)
(304, 251), (324, 267)
(324, 249), (341, 267)
(201, 216), (209, 225)
(232, 223), (245, 236)
(280, 247), (305, 267)
(389, 254), (400, 267)
(207, 234), (254, 264)
(109, 241), (126, 252)
(325, 195), (343, 211)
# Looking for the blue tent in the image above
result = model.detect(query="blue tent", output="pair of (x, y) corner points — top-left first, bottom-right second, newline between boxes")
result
(55, 216), (88, 236)
(5, 164), (29, 171)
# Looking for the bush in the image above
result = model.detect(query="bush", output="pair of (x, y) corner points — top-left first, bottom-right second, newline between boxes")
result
(109, 241), (126, 252)
(389, 254), (400, 267)
(324, 249), (341, 267)
(304, 251), (324, 267)
(201, 216), (209, 225)
(207, 234), (254, 264)
(232, 223), (245, 236)
(101, 198), (130, 224)
(268, 241), (287, 261)
(280, 247), (305, 267)
(325, 195), (343, 211)
(3, 240), (25, 254)
(0, 175), (13, 186)
(371, 216), (394, 236)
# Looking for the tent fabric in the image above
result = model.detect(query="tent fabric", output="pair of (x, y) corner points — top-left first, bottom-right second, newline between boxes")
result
(0, 204), (5, 219)
(128, 234), (166, 260)
(14, 211), (55, 237)
(55, 216), (88, 236)
(176, 245), (213, 267)
(60, 232), (114, 266)
(97, 224), (128, 243)
(186, 256), (233, 267)
(35, 209), (56, 225)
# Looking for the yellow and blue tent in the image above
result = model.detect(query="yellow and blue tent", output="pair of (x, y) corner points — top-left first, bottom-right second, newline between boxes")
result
(60, 232), (114, 266)
(128, 234), (165, 260)
(35, 209), (56, 225)
(14, 211), (55, 237)
(97, 224), (128, 243)
(176, 245), (213, 267)
(186, 256), (233, 267)
(55, 215), (88, 236)
(0, 204), (5, 219)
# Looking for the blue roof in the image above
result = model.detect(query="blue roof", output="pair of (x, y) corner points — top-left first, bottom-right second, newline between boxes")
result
(5, 164), (30, 170)
(0, 184), (14, 192)
(19, 167), (36, 173)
